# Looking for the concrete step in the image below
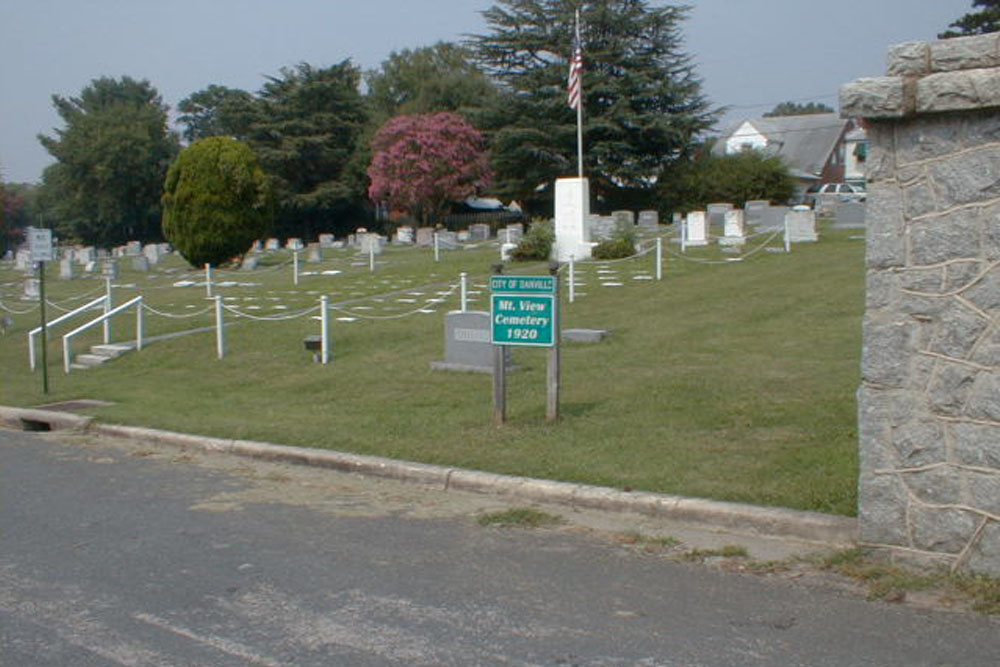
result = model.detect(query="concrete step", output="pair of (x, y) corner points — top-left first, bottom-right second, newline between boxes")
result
(90, 343), (133, 359)
(74, 353), (112, 367)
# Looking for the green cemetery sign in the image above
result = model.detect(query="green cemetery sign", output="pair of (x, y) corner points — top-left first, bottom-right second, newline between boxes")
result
(490, 275), (557, 347)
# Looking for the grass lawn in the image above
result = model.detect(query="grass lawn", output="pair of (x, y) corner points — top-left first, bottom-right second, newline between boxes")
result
(1, 224), (864, 515)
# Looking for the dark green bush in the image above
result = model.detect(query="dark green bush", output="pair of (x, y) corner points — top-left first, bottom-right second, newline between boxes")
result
(657, 150), (795, 215)
(510, 219), (554, 261)
(592, 223), (638, 260)
(162, 136), (273, 268)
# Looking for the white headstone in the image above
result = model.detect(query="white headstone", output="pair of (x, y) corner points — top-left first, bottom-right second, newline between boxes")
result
(359, 233), (383, 255)
(125, 241), (142, 256)
(719, 209), (746, 246)
(395, 226), (415, 244)
(684, 212), (709, 246)
(555, 177), (593, 262)
(286, 238), (304, 251)
(143, 243), (162, 265)
(24, 277), (40, 300)
(612, 210), (635, 227)
(468, 223), (491, 241)
(60, 257), (76, 279)
(265, 238), (281, 251)
(132, 255), (149, 272)
(416, 227), (435, 247)
(318, 233), (336, 248)
(15, 250), (30, 271)
(785, 209), (818, 242)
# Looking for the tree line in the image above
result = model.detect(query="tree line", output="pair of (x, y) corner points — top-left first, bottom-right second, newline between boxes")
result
(13, 0), (900, 255)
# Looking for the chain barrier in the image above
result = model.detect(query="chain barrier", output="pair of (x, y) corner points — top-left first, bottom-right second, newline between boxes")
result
(220, 303), (321, 322)
(664, 227), (785, 265)
(142, 303), (214, 319)
(0, 299), (40, 315)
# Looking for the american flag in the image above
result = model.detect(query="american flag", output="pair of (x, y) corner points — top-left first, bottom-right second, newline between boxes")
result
(567, 17), (583, 111)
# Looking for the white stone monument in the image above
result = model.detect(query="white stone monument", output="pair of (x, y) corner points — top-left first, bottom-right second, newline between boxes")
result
(785, 209), (818, 242)
(719, 210), (746, 246)
(554, 177), (593, 262)
(684, 211), (709, 247)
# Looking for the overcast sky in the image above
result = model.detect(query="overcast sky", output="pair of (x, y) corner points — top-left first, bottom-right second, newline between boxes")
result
(0, 0), (973, 184)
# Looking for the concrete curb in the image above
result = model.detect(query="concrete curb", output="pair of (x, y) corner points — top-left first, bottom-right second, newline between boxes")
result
(0, 406), (93, 432)
(78, 420), (857, 546)
(1, 408), (856, 546)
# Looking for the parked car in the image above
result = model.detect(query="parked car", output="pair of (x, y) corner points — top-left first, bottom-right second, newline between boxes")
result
(804, 182), (866, 208)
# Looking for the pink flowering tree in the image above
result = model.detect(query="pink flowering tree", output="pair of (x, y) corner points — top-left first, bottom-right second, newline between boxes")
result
(368, 112), (492, 225)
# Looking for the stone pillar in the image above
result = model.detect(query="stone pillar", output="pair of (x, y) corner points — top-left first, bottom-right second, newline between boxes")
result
(843, 33), (1000, 574)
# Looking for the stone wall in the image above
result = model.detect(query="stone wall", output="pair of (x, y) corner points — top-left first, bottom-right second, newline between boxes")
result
(842, 33), (1000, 573)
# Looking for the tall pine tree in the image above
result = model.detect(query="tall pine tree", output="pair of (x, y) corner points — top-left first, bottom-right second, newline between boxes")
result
(941, 1), (1000, 38)
(471, 0), (716, 212)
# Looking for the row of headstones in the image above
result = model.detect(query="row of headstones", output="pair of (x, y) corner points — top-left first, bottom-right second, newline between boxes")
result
(587, 210), (660, 241)
(678, 205), (819, 246)
(11, 243), (172, 280)
(249, 223), (529, 263)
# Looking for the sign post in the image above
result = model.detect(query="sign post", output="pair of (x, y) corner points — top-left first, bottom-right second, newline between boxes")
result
(490, 272), (560, 424)
(28, 227), (53, 394)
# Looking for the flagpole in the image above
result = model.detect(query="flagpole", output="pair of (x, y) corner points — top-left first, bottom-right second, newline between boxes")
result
(575, 9), (584, 179)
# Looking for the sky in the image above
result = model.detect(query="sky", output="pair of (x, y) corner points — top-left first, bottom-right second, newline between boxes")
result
(0, 0), (974, 184)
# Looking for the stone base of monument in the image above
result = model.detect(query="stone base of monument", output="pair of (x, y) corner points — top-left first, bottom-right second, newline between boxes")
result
(562, 328), (610, 343)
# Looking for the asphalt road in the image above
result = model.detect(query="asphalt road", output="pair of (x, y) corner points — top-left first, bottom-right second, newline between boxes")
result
(2, 428), (998, 666)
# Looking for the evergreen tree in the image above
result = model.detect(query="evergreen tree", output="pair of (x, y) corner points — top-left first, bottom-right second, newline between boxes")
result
(37, 76), (179, 247)
(365, 42), (499, 122)
(176, 85), (257, 143)
(940, 1), (1000, 38)
(471, 0), (716, 213)
(162, 137), (273, 268)
(245, 62), (370, 240)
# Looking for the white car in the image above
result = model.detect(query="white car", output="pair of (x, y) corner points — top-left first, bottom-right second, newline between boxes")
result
(804, 183), (866, 208)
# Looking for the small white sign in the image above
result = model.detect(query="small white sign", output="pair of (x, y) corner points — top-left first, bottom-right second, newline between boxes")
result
(28, 227), (53, 262)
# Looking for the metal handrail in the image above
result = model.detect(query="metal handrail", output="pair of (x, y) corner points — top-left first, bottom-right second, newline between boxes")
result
(28, 295), (109, 371)
(63, 296), (144, 374)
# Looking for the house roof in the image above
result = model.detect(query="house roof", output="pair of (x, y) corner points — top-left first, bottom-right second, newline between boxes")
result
(714, 113), (852, 180)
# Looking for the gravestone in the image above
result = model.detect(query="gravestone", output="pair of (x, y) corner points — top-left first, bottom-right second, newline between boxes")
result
(242, 255), (259, 271)
(143, 243), (162, 265)
(251, 240), (263, 253)
(784, 209), (818, 242)
(501, 243), (517, 261)
(707, 203), (733, 230)
(265, 238), (281, 251)
(436, 230), (459, 250)
(125, 241), (142, 256)
(760, 205), (789, 231)
(431, 310), (510, 373)
(501, 225), (524, 244)
(318, 233), (336, 248)
(60, 257), (76, 279)
(744, 200), (770, 226)
(469, 223), (491, 241)
(307, 243), (323, 263)
(719, 210), (746, 247)
(102, 260), (119, 279)
(833, 201), (866, 228)
(97, 248), (111, 260)
(132, 255), (150, 272)
(457, 230), (470, 243)
(672, 212), (683, 226)
(612, 210), (634, 227)
(2, 250), (12, 262)
(24, 277), (40, 300)
(554, 177), (593, 262)
(416, 227), (436, 247)
(359, 233), (383, 255)
(684, 211), (709, 246)
(76, 247), (96, 266)
(638, 210), (659, 230)
(15, 250), (30, 271)
(286, 238), (304, 251)
(394, 226), (415, 244)
(588, 215), (617, 242)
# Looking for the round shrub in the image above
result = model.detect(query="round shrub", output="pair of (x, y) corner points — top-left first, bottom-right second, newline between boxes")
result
(162, 136), (273, 267)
